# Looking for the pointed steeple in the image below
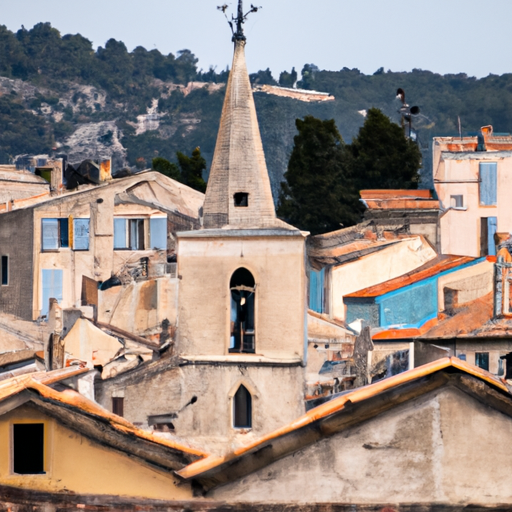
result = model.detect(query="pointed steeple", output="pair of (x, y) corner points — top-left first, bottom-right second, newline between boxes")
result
(203, 11), (281, 230)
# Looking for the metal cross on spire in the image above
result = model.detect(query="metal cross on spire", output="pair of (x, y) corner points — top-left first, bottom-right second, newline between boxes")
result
(217, 1), (262, 42)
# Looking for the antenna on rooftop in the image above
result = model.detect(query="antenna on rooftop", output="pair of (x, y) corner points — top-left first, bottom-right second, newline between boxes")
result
(217, 1), (262, 42)
(396, 88), (420, 140)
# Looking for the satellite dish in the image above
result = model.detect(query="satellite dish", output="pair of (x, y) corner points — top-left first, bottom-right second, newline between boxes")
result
(410, 106), (420, 115)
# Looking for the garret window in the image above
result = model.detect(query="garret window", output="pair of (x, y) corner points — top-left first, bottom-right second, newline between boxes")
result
(12, 423), (45, 474)
(233, 385), (252, 429)
(229, 267), (256, 353)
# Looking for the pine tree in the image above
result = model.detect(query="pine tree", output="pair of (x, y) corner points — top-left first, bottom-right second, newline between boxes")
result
(277, 116), (363, 235)
(350, 108), (421, 190)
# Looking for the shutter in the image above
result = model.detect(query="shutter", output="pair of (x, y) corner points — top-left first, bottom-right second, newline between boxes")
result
(73, 219), (90, 250)
(114, 218), (127, 249)
(487, 216), (497, 256)
(309, 268), (325, 313)
(479, 162), (497, 205)
(42, 219), (59, 250)
(150, 217), (167, 249)
(41, 269), (63, 316)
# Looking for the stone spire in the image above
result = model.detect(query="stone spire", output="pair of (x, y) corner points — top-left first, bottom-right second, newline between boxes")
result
(203, 29), (280, 229)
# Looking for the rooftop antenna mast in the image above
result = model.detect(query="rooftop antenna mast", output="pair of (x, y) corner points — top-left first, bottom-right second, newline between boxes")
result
(217, 1), (262, 42)
(396, 88), (420, 140)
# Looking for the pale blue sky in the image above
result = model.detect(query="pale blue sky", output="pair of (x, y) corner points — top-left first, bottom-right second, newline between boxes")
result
(3, 0), (512, 79)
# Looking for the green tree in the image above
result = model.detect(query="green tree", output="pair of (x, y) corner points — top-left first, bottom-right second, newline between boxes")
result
(277, 116), (363, 235)
(176, 147), (207, 193)
(350, 107), (421, 190)
(152, 156), (181, 181)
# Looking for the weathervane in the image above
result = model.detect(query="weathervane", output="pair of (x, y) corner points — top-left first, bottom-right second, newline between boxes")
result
(217, 1), (262, 42)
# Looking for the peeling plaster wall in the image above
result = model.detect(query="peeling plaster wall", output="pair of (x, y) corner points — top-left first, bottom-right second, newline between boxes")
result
(96, 363), (305, 453)
(210, 386), (512, 505)
(98, 277), (179, 335)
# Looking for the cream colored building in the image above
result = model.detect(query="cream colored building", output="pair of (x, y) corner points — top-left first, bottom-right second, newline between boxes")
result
(0, 171), (203, 321)
(433, 128), (512, 257)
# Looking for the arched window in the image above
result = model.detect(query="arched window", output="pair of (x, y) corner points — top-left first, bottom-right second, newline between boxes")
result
(229, 268), (255, 353)
(233, 385), (252, 428)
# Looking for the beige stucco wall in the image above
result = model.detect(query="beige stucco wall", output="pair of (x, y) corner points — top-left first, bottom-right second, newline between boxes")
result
(454, 340), (512, 375)
(0, 403), (192, 500)
(177, 233), (307, 360)
(437, 259), (493, 310)
(210, 385), (512, 505)
(96, 363), (305, 454)
(331, 237), (437, 320)
(98, 277), (179, 335)
(435, 153), (512, 257)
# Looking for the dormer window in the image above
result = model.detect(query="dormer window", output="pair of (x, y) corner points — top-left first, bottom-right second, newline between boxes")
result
(234, 192), (249, 207)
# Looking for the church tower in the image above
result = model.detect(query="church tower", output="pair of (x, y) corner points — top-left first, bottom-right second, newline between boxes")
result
(175, 2), (307, 450)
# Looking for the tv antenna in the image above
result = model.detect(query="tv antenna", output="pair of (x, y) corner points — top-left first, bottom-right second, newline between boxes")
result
(396, 88), (420, 140)
(217, 1), (262, 41)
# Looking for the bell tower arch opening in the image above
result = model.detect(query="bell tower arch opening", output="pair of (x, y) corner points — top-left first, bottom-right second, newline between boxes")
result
(229, 267), (255, 353)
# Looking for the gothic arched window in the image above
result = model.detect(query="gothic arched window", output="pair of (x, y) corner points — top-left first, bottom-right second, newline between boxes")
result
(233, 385), (252, 428)
(229, 268), (255, 353)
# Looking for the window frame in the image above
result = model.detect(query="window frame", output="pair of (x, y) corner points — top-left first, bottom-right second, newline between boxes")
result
(475, 351), (490, 371)
(42, 217), (90, 252)
(113, 217), (146, 251)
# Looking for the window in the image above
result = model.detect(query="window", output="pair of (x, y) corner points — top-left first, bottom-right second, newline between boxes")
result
(479, 162), (497, 206)
(233, 385), (252, 428)
(42, 218), (68, 250)
(73, 218), (90, 250)
(229, 268), (255, 353)
(234, 192), (249, 207)
(1, 255), (8, 286)
(150, 217), (167, 249)
(480, 217), (497, 256)
(112, 397), (124, 417)
(450, 195), (464, 208)
(13, 423), (45, 474)
(42, 218), (89, 251)
(114, 218), (145, 250)
(475, 352), (489, 371)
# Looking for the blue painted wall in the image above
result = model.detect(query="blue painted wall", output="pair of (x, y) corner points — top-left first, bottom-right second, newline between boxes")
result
(344, 258), (486, 330)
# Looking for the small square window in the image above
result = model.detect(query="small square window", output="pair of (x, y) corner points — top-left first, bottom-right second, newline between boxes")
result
(13, 423), (45, 474)
(450, 195), (463, 208)
(234, 193), (249, 207)
(475, 352), (489, 371)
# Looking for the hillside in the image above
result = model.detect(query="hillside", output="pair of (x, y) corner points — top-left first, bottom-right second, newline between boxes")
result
(2, 22), (512, 197)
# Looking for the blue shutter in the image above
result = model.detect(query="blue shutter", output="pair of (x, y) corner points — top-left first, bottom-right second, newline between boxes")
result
(41, 269), (63, 316)
(309, 268), (325, 313)
(150, 217), (167, 249)
(42, 219), (59, 250)
(114, 218), (127, 249)
(73, 219), (90, 250)
(488, 216), (497, 256)
(479, 162), (497, 205)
